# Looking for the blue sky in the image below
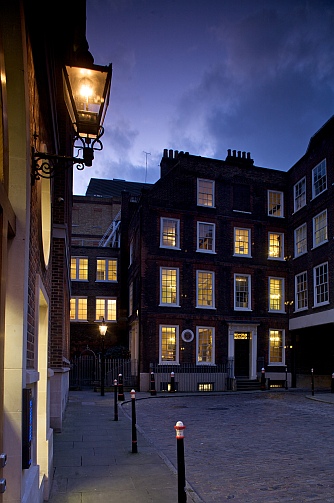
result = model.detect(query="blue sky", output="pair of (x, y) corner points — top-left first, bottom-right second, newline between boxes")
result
(73, 0), (334, 195)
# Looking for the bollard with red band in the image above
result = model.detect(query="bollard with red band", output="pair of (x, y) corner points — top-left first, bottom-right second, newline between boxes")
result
(174, 421), (187, 503)
(113, 379), (118, 421)
(150, 371), (156, 396)
(170, 371), (176, 392)
(260, 368), (266, 391)
(311, 368), (314, 396)
(118, 373), (125, 401)
(130, 389), (138, 453)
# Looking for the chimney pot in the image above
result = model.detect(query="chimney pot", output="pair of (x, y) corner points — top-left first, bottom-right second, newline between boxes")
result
(163, 148), (168, 157)
(227, 149), (231, 156)
(169, 149), (173, 158)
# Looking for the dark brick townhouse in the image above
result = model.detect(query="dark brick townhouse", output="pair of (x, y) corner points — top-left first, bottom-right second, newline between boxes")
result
(70, 115), (334, 392)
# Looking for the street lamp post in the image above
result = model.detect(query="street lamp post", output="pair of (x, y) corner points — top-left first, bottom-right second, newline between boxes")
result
(99, 318), (107, 396)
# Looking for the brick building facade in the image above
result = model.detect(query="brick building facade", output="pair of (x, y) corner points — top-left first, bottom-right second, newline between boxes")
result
(71, 115), (334, 392)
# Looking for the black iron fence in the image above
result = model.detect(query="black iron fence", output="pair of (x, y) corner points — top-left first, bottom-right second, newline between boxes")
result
(70, 356), (138, 390)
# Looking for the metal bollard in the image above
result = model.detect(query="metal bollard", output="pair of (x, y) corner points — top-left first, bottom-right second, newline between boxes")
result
(331, 373), (334, 394)
(150, 371), (157, 395)
(130, 389), (138, 453)
(285, 366), (288, 390)
(260, 368), (266, 390)
(118, 373), (125, 401)
(174, 421), (187, 503)
(170, 371), (176, 392)
(311, 368), (314, 396)
(113, 379), (118, 421)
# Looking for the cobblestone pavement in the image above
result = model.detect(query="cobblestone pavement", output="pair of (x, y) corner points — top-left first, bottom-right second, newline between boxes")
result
(121, 391), (334, 503)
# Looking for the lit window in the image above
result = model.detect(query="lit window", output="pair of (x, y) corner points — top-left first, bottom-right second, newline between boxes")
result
(234, 228), (251, 256)
(312, 159), (327, 198)
(314, 262), (329, 306)
(268, 190), (284, 217)
(294, 177), (306, 212)
(268, 232), (284, 259)
(197, 179), (214, 207)
(70, 297), (87, 321)
(313, 210), (327, 248)
(197, 271), (215, 308)
(197, 222), (215, 253)
(295, 272), (308, 311)
(96, 258), (117, 281)
(196, 327), (214, 364)
(160, 218), (180, 248)
(269, 277), (284, 312)
(234, 274), (251, 310)
(294, 223), (307, 257)
(71, 257), (88, 280)
(269, 329), (284, 364)
(160, 267), (179, 306)
(159, 325), (179, 363)
(96, 298), (117, 322)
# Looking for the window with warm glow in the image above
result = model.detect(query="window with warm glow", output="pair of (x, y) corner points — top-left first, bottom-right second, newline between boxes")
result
(294, 223), (307, 257)
(197, 178), (215, 207)
(234, 274), (251, 310)
(269, 277), (284, 311)
(268, 232), (284, 259)
(234, 228), (251, 256)
(313, 210), (327, 247)
(196, 271), (215, 308)
(295, 272), (308, 310)
(269, 329), (284, 364)
(160, 267), (179, 306)
(160, 218), (180, 248)
(160, 325), (179, 363)
(197, 327), (214, 364)
(197, 222), (215, 252)
(71, 257), (88, 280)
(96, 258), (117, 281)
(96, 298), (116, 321)
(70, 297), (87, 321)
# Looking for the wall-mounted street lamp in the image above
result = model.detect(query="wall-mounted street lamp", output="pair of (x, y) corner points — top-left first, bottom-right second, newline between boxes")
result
(99, 317), (108, 397)
(32, 62), (112, 181)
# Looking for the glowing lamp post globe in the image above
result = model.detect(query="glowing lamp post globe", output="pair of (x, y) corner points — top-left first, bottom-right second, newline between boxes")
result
(99, 318), (108, 397)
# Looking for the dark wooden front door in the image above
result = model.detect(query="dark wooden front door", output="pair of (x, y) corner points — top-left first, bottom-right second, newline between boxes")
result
(234, 333), (250, 377)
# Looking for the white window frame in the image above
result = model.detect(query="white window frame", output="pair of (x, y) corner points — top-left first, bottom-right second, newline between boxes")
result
(269, 329), (285, 365)
(95, 297), (117, 322)
(160, 267), (180, 306)
(293, 177), (306, 212)
(196, 270), (215, 308)
(268, 277), (285, 312)
(268, 190), (284, 217)
(197, 222), (216, 253)
(268, 232), (284, 260)
(96, 258), (117, 282)
(294, 223), (307, 257)
(234, 228), (251, 257)
(313, 262), (329, 307)
(197, 178), (215, 207)
(196, 327), (215, 365)
(312, 159), (327, 199)
(312, 209), (328, 248)
(159, 325), (179, 364)
(70, 297), (88, 321)
(71, 256), (88, 281)
(234, 274), (251, 311)
(295, 271), (308, 311)
(160, 217), (180, 249)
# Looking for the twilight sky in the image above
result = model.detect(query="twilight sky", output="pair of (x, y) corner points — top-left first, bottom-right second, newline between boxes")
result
(73, 0), (334, 195)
